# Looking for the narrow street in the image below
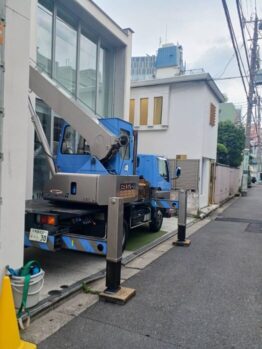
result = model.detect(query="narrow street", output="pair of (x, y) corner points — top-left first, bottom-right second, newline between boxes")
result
(38, 185), (262, 349)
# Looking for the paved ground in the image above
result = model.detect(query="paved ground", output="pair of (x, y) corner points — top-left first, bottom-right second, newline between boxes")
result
(37, 186), (262, 349)
(24, 214), (195, 301)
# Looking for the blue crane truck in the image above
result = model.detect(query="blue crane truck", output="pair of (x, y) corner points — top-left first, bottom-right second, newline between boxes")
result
(24, 65), (179, 256)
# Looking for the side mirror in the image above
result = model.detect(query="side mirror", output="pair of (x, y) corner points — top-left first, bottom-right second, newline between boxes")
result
(172, 166), (181, 180)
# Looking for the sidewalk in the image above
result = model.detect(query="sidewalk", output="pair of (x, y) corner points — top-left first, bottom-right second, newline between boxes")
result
(27, 186), (262, 348)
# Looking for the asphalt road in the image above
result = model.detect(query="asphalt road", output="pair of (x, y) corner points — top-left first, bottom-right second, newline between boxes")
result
(39, 186), (262, 349)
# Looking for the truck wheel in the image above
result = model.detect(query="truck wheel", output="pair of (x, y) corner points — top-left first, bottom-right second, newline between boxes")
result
(149, 209), (163, 232)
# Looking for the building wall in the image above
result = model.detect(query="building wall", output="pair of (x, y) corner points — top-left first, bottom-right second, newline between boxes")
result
(0, 0), (31, 284)
(155, 66), (181, 79)
(202, 84), (219, 160)
(130, 80), (220, 208)
(131, 81), (219, 160)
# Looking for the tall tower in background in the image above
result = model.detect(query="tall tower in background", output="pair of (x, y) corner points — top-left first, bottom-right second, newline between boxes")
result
(131, 43), (185, 81)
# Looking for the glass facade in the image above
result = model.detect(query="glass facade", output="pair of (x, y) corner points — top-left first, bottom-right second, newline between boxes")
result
(79, 33), (97, 111)
(97, 47), (111, 116)
(37, 0), (115, 116)
(55, 10), (77, 94)
(34, 0), (118, 195)
(37, 2), (53, 75)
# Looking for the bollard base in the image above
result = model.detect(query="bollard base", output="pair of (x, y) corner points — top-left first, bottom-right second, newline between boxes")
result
(173, 239), (191, 247)
(99, 286), (136, 305)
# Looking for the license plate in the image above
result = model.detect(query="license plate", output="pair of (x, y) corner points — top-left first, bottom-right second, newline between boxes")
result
(29, 228), (49, 243)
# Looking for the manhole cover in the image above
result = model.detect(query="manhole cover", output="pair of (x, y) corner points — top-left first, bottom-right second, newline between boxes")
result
(60, 285), (69, 289)
(48, 290), (62, 296)
(245, 223), (262, 233)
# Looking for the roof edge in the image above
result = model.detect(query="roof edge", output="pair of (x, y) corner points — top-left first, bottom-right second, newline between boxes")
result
(131, 73), (225, 103)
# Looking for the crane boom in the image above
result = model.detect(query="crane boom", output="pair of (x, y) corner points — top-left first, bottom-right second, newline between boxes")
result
(29, 64), (120, 161)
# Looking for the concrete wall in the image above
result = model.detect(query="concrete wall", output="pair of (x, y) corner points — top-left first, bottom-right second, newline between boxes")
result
(199, 158), (211, 208)
(114, 28), (133, 119)
(0, 0), (31, 284)
(213, 164), (241, 204)
(156, 66), (181, 79)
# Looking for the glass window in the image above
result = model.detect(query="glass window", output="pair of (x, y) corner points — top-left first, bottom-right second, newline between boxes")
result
(55, 10), (77, 95)
(153, 97), (163, 125)
(37, 2), (53, 75)
(140, 98), (148, 125)
(53, 116), (63, 155)
(79, 33), (97, 111)
(62, 126), (90, 154)
(129, 99), (135, 124)
(157, 157), (169, 182)
(33, 100), (52, 197)
(97, 47), (112, 116)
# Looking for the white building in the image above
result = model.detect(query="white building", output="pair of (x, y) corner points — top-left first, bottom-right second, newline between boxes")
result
(129, 74), (225, 209)
(0, 0), (132, 280)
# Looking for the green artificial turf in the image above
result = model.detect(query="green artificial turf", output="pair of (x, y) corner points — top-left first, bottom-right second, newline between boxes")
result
(126, 227), (167, 251)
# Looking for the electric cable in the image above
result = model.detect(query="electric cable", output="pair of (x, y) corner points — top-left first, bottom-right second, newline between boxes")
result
(222, 0), (249, 97)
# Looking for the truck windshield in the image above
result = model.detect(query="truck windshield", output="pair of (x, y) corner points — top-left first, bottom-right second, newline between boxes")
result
(157, 157), (169, 182)
(61, 126), (90, 155)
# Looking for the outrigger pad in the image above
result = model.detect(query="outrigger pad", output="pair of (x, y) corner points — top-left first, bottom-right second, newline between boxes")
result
(173, 239), (191, 247)
(99, 286), (136, 305)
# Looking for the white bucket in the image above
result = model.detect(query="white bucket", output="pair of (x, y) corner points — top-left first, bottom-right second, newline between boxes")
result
(10, 270), (45, 309)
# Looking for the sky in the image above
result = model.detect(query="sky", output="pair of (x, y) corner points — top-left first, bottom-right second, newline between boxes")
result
(94, 0), (262, 114)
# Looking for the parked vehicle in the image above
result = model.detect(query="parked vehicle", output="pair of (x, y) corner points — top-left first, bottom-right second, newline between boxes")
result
(25, 66), (179, 255)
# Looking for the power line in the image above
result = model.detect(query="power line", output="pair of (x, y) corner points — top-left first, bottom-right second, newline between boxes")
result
(222, 0), (249, 97)
(214, 74), (248, 80)
(236, 0), (251, 75)
(218, 44), (245, 78)
(237, 1), (260, 114)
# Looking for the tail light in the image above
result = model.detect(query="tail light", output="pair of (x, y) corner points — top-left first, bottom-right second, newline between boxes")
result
(37, 215), (56, 225)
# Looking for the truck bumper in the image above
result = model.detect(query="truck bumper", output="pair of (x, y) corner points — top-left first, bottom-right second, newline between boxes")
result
(24, 231), (107, 255)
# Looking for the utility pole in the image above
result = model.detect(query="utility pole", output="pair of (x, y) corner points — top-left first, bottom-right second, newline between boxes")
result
(245, 16), (258, 148)
(241, 16), (259, 195)
(257, 96), (261, 178)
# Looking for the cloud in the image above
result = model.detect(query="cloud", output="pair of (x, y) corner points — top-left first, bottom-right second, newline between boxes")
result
(190, 44), (240, 77)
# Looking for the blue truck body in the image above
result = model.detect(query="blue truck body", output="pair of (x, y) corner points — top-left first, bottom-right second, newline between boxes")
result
(25, 118), (178, 255)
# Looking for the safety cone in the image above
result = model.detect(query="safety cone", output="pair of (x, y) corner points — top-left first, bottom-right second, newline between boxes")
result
(0, 276), (36, 349)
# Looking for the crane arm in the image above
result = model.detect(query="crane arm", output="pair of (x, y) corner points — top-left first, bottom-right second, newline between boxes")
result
(29, 64), (121, 161)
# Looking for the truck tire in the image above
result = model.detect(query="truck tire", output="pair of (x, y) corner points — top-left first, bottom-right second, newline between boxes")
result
(149, 209), (163, 232)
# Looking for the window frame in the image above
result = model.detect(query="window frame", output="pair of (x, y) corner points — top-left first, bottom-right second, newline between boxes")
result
(37, 0), (115, 117)
(140, 98), (148, 126)
(153, 96), (163, 125)
(129, 99), (135, 124)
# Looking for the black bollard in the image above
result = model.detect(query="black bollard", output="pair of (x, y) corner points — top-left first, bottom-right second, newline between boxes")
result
(173, 189), (191, 247)
(100, 197), (136, 304)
